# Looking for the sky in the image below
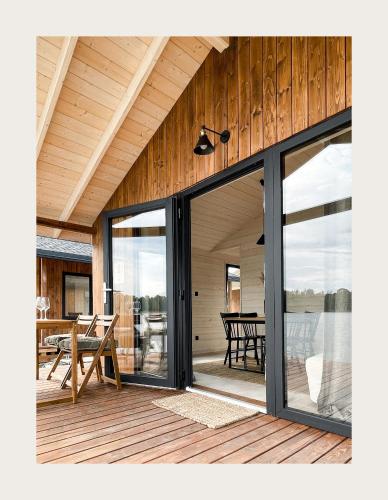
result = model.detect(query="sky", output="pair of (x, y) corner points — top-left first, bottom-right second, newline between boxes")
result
(283, 141), (352, 293)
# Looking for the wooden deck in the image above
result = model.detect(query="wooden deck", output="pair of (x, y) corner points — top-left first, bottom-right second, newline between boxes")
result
(36, 363), (351, 464)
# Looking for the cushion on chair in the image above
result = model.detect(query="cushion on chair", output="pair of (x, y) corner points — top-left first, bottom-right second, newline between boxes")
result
(58, 336), (118, 352)
(45, 333), (71, 347)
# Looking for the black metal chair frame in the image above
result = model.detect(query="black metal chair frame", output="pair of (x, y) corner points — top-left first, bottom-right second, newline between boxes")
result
(220, 312), (264, 373)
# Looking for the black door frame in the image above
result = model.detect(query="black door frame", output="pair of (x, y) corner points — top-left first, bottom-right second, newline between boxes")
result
(271, 108), (352, 437)
(102, 197), (178, 388)
(178, 107), (351, 436)
(100, 107), (351, 436)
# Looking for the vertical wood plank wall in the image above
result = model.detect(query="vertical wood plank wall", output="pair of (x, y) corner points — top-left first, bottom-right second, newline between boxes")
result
(36, 257), (92, 320)
(93, 36), (352, 313)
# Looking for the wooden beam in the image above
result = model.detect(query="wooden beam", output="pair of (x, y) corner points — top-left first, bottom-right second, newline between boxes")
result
(36, 37), (78, 156)
(37, 217), (96, 234)
(56, 36), (169, 225)
(200, 37), (229, 53)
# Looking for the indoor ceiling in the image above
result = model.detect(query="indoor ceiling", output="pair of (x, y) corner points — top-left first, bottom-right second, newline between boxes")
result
(36, 36), (229, 242)
(191, 169), (264, 256)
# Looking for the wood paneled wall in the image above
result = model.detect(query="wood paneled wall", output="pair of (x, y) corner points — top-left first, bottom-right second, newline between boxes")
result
(93, 36), (351, 313)
(36, 257), (92, 320)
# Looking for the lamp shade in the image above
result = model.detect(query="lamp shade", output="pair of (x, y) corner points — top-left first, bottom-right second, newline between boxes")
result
(256, 234), (265, 245)
(194, 130), (214, 155)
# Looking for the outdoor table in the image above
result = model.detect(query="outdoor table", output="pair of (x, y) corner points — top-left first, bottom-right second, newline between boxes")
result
(224, 316), (266, 373)
(36, 319), (78, 407)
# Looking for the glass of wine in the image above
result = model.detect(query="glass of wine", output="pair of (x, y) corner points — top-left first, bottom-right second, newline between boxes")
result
(42, 297), (50, 320)
(36, 297), (44, 319)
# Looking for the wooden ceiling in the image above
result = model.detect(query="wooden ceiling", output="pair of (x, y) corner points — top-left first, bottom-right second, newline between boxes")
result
(36, 36), (229, 242)
(191, 169), (263, 257)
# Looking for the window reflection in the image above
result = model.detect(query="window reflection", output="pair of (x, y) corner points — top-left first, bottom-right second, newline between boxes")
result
(111, 209), (168, 379)
(283, 127), (352, 424)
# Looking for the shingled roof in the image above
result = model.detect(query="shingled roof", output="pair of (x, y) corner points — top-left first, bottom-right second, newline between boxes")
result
(36, 236), (92, 262)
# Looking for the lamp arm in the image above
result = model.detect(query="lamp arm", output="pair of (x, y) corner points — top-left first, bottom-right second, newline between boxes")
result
(202, 125), (222, 137)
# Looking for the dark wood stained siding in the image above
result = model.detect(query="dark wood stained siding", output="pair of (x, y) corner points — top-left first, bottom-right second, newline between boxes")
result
(37, 257), (92, 322)
(92, 36), (351, 312)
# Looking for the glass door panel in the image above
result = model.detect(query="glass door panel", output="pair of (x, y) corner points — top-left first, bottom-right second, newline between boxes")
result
(110, 207), (169, 381)
(282, 127), (352, 424)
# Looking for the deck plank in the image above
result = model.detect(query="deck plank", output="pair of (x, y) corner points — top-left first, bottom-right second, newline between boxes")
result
(281, 433), (346, 463)
(36, 363), (351, 464)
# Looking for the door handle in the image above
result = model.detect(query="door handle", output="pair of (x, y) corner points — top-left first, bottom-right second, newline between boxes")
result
(103, 282), (112, 304)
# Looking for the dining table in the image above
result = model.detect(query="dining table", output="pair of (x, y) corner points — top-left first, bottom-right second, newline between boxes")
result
(36, 318), (78, 407)
(224, 316), (266, 373)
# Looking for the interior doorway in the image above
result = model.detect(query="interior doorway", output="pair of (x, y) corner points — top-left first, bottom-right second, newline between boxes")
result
(189, 166), (266, 405)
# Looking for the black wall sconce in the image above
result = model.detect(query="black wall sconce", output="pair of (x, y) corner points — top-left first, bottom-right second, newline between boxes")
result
(193, 125), (230, 155)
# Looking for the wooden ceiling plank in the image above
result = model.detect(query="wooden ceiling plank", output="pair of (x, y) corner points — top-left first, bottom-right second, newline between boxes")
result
(37, 38), (62, 64)
(74, 40), (134, 87)
(57, 37), (170, 224)
(199, 37), (229, 53)
(42, 37), (65, 49)
(36, 37), (78, 157)
(51, 111), (104, 140)
(63, 72), (120, 110)
(173, 37), (211, 63)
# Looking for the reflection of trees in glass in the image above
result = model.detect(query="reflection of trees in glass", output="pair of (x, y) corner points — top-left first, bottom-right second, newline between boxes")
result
(286, 288), (352, 312)
(134, 295), (167, 313)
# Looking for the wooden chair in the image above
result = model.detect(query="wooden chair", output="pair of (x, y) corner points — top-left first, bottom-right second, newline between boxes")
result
(46, 314), (98, 381)
(57, 314), (122, 397)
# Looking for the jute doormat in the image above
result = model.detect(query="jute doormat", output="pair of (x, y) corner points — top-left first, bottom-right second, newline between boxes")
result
(152, 392), (260, 429)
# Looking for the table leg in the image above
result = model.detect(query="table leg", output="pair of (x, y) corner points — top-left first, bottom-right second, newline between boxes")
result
(36, 328), (39, 380)
(71, 324), (78, 403)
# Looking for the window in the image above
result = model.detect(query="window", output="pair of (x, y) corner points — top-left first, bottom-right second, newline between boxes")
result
(226, 264), (240, 313)
(62, 272), (92, 319)
(282, 127), (352, 424)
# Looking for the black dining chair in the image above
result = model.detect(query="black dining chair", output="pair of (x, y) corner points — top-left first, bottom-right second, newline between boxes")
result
(220, 312), (260, 367)
(242, 320), (265, 371)
(220, 312), (239, 365)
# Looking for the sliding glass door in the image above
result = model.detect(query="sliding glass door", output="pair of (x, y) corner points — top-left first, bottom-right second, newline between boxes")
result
(271, 112), (352, 436)
(103, 199), (176, 387)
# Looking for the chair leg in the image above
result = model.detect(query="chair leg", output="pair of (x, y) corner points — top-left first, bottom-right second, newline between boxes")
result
(78, 335), (111, 397)
(79, 354), (85, 375)
(110, 340), (122, 390)
(254, 338), (260, 365)
(224, 346), (229, 365)
(60, 362), (72, 389)
(228, 339), (232, 368)
(243, 338), (248, 370)
(46, 350), (64, 380)
(236, 339), (239, 362)
(97, 359), (104, 382)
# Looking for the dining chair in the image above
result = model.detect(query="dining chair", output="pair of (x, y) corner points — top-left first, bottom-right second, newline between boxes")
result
(220, 312), (239, 364)
(46, 314), (98, 381)
(241, 320), (264, 371)
(57, 314), (122, 396)
(142, 313), (167, 370)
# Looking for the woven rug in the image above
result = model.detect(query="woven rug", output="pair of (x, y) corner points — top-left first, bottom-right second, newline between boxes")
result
(193, 359), (266, 384)
(152, 392), (260, 429)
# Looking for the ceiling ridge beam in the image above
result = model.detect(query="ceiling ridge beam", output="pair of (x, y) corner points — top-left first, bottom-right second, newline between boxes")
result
(37, 217), (96, 234)
(199, 37), (229, 53)
(57, 36), (170, 225)
(36, 36), (78, 156)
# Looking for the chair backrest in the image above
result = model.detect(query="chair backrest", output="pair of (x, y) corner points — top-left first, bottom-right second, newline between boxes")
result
(239, 312), (258, 318)
(96, 314), (119, 339)
(220, 312), (239, 338)
(77, 314), (98, 337)
(145, 314), (167, 333)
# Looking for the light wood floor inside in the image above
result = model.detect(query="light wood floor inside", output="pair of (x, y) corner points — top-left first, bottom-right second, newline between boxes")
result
(36, 363), (352, 464)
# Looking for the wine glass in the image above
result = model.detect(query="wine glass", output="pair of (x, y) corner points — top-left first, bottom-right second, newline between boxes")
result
(36, 296), (44, 319)
(42, 297), (50, 320)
